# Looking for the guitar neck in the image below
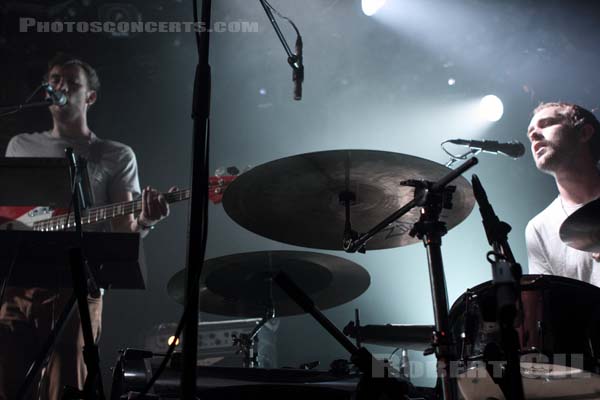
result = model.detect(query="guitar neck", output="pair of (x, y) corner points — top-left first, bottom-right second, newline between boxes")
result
(33, 189), (191, 231)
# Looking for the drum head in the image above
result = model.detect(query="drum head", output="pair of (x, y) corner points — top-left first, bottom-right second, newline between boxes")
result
(458, 361), (600, 400)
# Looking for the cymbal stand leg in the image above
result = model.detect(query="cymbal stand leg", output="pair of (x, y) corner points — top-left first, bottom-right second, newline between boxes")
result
(273, 271), (413, 400)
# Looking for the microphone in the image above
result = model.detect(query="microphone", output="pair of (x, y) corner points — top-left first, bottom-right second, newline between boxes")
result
(291, 35), (303, 101)
(42, 83), (68, 106)
(449, 139), (525, 158)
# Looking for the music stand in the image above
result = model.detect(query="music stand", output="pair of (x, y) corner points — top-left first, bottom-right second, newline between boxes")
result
(0, 157), (73, 206)
(0, 156), (112, 399)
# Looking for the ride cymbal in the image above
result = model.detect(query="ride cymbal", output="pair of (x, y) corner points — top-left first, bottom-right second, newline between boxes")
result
(223, 150), (475, 250)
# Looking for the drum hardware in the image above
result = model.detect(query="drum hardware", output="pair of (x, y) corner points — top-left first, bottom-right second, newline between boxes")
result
(342, 319), (434, 352)
(213, 151), (480, 399)
(273, 270), (411, 399)
(111, 349), (361, 400)
(299, 360), (320, 370)
(232, 305), (275, 368)
(471, 174), (525, 400)
(343, 157), (478, 400)
(458, 288), (475, 365)
(559, 196), (600, 253)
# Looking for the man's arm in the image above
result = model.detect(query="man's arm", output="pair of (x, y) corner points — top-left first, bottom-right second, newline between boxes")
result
(108, 145), (170, 236)
(110, 187), (170, 237)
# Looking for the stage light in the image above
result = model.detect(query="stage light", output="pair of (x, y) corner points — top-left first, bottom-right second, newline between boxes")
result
(362, 0), (387, 16)
(479, 95), (503, 122)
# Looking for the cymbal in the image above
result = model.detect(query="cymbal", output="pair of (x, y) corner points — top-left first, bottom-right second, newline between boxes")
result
(559, 198), (600, 253)
(167, 251), (370, 317)
(223, 150), (475, 250)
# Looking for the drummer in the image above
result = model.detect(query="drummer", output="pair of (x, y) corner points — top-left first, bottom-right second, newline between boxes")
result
(526, 102), (600, 285)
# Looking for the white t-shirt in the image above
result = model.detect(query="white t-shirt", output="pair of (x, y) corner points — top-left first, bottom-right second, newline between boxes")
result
(526, 196), (600, 287)
(5, 130), (141, 231)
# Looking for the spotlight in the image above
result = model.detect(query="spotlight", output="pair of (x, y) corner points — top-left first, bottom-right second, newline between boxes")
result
(98, 3), (142, 38)
(479, 95), (504, 122)
(361, 0), (386, 16)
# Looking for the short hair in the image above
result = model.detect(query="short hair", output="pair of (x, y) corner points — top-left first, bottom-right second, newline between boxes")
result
(533, 102), (600, 162)
(46, 53), (101, 92)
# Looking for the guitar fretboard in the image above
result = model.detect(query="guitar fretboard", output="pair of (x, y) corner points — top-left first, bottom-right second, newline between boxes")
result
(33, 189), (191, 231)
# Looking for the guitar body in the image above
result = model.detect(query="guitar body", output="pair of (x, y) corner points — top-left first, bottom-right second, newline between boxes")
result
(0, 206), (57, 230)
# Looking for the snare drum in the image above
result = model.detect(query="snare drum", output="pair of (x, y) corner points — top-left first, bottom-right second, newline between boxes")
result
(450, 275), (600, 399)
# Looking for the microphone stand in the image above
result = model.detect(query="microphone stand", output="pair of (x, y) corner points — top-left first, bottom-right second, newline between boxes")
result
(0, 99), (53, 118)
(17, 149), (104, 400)
(0, 84), (55, 118)
(258, 0), (303, 100)
(345, 157), (479, 400)
(181, 0), (211, 398)
(471, 175), (524, 400)
(63, 148), (104, 400)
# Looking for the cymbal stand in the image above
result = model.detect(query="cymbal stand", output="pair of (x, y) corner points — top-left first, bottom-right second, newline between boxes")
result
(405, 179), (458, 400)
(344, 157), (479, 400)
(233, 286), (275, 368)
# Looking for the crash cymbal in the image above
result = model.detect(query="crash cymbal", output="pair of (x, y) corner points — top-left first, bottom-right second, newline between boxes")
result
(223, 150), (475, 250)
(559, 198), (600, 253)
(167, 251), (370, 317)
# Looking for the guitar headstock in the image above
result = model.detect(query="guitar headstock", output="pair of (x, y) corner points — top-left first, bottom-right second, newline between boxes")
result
(208, 166), (244, 204)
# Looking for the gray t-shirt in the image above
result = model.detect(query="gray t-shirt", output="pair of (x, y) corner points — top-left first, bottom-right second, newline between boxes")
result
(526, 196), (600, 287)
(5, 130), (141, 231)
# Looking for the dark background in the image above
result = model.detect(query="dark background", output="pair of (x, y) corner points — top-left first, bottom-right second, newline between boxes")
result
(1, 0), (600, 390)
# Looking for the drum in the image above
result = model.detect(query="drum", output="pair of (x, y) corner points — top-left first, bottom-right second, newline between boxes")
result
(450, 275), (600, 399)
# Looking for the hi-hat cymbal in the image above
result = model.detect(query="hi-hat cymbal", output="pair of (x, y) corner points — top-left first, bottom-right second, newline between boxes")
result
(559, 198), (600, 253)
(223, 150), (475, 250)
(167, 251), (370, 317)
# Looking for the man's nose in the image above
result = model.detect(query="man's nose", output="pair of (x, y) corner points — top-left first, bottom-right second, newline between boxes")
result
(529, 129), (543, 141)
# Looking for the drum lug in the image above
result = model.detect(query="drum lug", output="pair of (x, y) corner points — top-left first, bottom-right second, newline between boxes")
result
(424, 330), (453, 358)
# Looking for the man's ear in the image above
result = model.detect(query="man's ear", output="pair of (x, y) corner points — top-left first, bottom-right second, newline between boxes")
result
(87, 90), (97, 107)
(580, 123), (595, 143)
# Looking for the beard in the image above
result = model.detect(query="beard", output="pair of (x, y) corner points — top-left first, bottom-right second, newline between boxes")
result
(535, 146), (557, 172)
(535, 143), (582, 175)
